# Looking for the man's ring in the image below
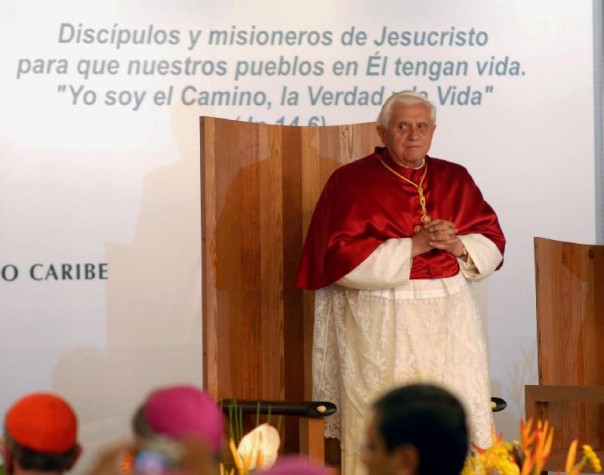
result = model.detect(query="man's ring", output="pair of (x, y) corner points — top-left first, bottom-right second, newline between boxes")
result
(437, 230), (443, 235)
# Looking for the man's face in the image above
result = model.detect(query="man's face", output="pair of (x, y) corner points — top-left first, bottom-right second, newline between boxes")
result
(362, 415), (405, 475)
(377, 102), (436, 168)
(361, 413), (417, 475)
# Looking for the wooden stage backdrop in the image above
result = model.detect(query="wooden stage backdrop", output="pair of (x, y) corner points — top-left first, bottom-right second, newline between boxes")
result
(200, 117), (378, 453)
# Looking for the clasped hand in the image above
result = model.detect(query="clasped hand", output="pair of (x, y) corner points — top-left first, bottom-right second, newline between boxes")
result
(411, 219), (465, 258)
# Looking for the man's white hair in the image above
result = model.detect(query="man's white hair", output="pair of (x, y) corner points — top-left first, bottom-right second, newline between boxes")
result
(377, 90), (437, 127)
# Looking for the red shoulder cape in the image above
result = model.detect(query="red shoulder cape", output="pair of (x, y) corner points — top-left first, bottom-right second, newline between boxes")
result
(295, 149), (505, 290)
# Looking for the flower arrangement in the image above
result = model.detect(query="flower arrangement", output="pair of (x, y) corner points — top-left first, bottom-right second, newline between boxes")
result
(220, 401), (283, 475)
(462, 419), (602, 475)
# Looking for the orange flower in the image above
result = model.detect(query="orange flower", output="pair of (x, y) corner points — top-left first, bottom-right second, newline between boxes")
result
(464, 419), (600, 475)
(565, 440), (579, 475)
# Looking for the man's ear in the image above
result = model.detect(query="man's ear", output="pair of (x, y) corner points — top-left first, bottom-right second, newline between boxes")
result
(393, 444), (420, 475)
(376, 124), (386, 144)
(2, 440), (14, 475)
(66, 443), (82, 470)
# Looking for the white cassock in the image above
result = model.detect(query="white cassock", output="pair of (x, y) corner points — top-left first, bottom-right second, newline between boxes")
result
(312, 233), (503, 475)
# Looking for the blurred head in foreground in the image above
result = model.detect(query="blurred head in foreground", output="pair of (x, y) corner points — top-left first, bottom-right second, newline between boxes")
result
(2, 392), (81, 475)
(261, 455), (331, 475)
(362, 383), (468, 475)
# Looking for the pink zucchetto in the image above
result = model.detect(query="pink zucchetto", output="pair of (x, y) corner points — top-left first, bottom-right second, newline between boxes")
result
(261, 455), (331, 475)
(142, 385), (223, 453)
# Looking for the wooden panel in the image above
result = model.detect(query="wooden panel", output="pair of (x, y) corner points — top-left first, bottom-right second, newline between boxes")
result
(531, 237), (604, 473)
(525, 385), (604, 472)
(200, 118), (377, 453)
(534, 237), (604, 386)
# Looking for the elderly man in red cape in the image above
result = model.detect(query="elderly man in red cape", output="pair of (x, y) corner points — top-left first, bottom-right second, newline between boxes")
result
(296, 91), (505, 475)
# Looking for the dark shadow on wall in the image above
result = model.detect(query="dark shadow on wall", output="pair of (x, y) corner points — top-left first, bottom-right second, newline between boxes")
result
(52, 103), (207, 472)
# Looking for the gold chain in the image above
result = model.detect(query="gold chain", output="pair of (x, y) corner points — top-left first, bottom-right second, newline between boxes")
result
(378, 157), (431, 232)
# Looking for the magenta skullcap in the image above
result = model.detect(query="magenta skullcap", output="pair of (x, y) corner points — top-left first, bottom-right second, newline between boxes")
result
(262, 455), (331, 475)
(143, 385), (223, 452)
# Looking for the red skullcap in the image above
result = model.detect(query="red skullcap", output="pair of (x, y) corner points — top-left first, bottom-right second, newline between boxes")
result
(5, 393), (78, 453)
